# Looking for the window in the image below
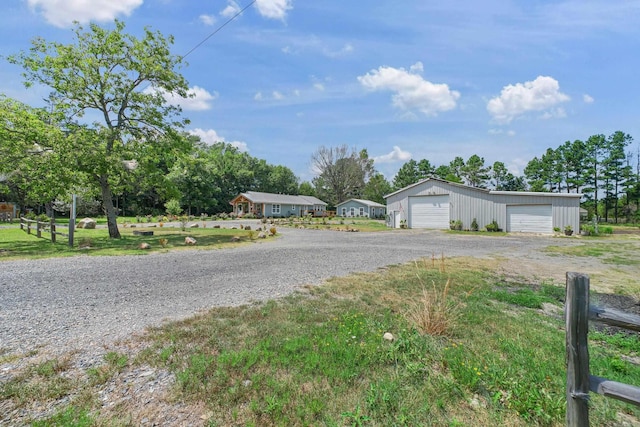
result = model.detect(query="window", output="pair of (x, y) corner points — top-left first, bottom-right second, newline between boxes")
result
(291, 205), (296, 210)
(359, 207), (365, 216)
(272, 204), (281, 214)
(341, 207), (346, 216)
(349, 207), (355, 216)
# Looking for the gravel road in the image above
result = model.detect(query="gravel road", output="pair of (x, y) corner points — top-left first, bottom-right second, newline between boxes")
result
(0, 226), (576, 360)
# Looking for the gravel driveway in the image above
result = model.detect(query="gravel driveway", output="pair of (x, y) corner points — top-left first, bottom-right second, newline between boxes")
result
(0, 227), (579, 360)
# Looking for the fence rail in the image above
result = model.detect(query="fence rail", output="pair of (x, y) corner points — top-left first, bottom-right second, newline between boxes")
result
(566, 272), (640, 426)
(20, 217), (69, 243)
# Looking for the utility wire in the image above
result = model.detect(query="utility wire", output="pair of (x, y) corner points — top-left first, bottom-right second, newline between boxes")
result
(182, 0), (257, 60)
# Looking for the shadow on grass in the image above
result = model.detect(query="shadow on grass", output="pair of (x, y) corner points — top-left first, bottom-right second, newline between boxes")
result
(0, 227), (258, 260)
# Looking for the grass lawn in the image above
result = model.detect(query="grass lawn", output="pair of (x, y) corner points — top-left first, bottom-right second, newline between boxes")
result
(543, 240), (640, 266)
(7, 258), (640, 426)
(0, 224), (264, 261)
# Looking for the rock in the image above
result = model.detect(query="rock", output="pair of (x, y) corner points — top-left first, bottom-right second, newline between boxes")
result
(231, 226), (237, 230)
(230, 236), (241, 242)
(138, 243), (151, 250)
(257, 232), (267, 239)
(213, 225), (220, 228)
(77, 218), (97, 229)
(189, 223), (199, 228)
(184, 237), (197, 246)
(242, 380), (252, 387)
(383, 332), (395, 342)
(244, 225), (251, 231)
(255, 227), (262, 232)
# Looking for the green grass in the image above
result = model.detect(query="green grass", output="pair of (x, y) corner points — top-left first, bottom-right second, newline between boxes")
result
(131, 259), (638, 426)
(4, 258), (640, 426)
(544, 241), (640, 266)
(0, 225), (264, 261)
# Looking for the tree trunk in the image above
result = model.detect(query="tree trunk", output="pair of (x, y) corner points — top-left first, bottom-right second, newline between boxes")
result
(99, 175), (121, 239)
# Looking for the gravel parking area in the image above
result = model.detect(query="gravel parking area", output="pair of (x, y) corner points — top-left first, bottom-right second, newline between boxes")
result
(0, 227), (583, 360)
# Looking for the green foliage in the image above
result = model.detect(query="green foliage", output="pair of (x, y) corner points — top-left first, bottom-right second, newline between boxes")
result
(449, 219), (463, 231)
(9, 20), (190, 238)
(311, 145), (375, 206)
(470, 218), (479, 232)
(165, 199), (182, 216)
(485, 219), (501, 232)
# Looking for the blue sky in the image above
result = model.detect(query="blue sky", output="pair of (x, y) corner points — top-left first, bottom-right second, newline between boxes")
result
(2, 0), (639, 183)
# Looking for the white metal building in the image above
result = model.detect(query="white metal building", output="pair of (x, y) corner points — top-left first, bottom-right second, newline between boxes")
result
(385, 178), (581, 234)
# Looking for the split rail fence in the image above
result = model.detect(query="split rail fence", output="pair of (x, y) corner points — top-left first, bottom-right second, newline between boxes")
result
(566, 272), (640, 426)
(19, 217), (69, 244)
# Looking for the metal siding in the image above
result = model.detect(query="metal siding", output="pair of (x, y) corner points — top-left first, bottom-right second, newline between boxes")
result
(408, 195), (450, 229)
(386, 179), (580, 232)
(507, 205), (553, 233)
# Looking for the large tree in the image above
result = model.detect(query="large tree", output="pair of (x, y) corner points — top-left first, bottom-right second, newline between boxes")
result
(363, 173), (392, 205)
(461, 154), (491, 188)
(311, 145), (374, 207)
(9, 20), (190, 238)
(0, 96), (73, 212)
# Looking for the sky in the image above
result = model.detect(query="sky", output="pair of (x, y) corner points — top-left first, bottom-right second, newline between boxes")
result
(1, 0), (639, 183)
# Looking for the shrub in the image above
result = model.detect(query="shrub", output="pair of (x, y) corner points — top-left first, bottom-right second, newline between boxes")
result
(165, 199), (182, 216)
(269, 227), (277, 236)
(449, 220), (463, 231)
(486, 220), (501, 232)
(471, 218), (479, 232)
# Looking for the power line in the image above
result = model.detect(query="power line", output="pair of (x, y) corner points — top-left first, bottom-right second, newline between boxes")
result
(182, 0), (257, 60)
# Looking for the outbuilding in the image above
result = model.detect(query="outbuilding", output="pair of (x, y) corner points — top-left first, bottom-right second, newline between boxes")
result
(384, 178), (581, 234)
(335, 199), (386, 218)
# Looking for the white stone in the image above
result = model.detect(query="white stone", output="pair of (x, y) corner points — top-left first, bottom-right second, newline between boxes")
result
(77, 217), (97, 229)
(184, 237), (197, 245)
(383, 332), (395, 341)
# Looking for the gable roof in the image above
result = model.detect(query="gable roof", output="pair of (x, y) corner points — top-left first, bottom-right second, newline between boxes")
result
(231, 191), (327, 206)
(384, 177), (583, 199)
(335, 198), (386, 208)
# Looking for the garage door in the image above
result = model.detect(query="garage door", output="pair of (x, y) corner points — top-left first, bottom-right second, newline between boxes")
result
(506, 205), (552, 233)
(409, 195), (450, 229)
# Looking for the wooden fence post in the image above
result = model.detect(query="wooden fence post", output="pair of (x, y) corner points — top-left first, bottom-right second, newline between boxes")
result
(50, 217), (56, 243)
(36, 220), (42, 238)
(566, 272), (591, 426)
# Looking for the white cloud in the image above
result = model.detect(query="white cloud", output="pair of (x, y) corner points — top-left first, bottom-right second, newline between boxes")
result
(254, 0), (293, 20)
(148, 85), (217, 111)
(189, 128), (248, 152)
(357, 62), (460, 116)
(323, 43), (354, 58)
(487, 76), (570, 124)
(313, 83), (325, 91)
(27, 0), (143, 27)
(373, 146), (412, 164)
(254, 92), (263, 101)
(221, 0), (241, 18)
(488, 129), (516, 136)
(199, 14), (216, 26)
(583, 94), (594, 104)
(272, 91), (284, 100)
